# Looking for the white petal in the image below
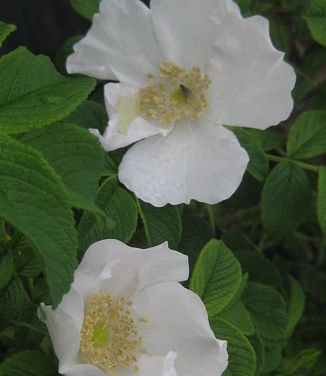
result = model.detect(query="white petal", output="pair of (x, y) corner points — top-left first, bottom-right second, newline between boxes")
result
(137, 352), (177, 376)
(206, 14), (296, 129)
(118, 120), (249, 206)
(73, 239), (189, 301)
(90, 83), (171, 151)
(133, 282), (228, 376)
(151, 0), (240, 70)
(60, 364), (106, 376)
(38, 288), (83, 369)
(67, 0), (162, 86)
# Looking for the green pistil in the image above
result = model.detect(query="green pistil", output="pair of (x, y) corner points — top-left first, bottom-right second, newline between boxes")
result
(170, 87), (187, 105)
(92, 324), (110, 347)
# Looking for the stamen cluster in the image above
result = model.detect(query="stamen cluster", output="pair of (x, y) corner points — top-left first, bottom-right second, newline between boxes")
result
(138, 61), (211, 127)
(80, 294), (147, 375)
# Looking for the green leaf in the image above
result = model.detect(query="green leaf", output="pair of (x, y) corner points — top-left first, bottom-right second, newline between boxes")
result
(19, 122), (104, 211)
(0, 136), (78, 307)
(305, 0), (326, 47)
(232, 248), (281, 287)
(287, 111), (326, 159)
(269, 15), (292, 57)
(210, 318), (256, 376)
(247, 128), (286, 152)
(317, 166), (326, 234)
(261, 161), (313, 236)
(66, 100), (108, 134)
(242, 282), (289, 340)
(0, 47), (96, 134)
(180, 214), (214, 271)
(0, 278), (31, 323)
(78, 177), (137, 256)
(232, 128), (269, 181)
(287, 275), (305, 335)
(249, 333), (266, 376)
(219, 300), (255, 336)
(279, 348), (322, 374)
(137, 201), (182, 250)
(70, 0), (100, 20)
(0, 350), (56, 376)
(263, 346), (282, 373)
(0, 21), (16, 47)
(0, 253), (14, 289)
(55, 35), (82, 75)
(190, 240), (242, 316)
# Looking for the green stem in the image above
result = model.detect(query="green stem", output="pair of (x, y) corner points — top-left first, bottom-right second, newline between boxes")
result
(206, 205), (216, 234)
(266, 154), (319, 172)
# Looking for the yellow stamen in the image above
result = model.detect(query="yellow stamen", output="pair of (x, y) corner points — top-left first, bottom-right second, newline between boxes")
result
(138, 61), (211, 127)
(80, 294), (148, 375)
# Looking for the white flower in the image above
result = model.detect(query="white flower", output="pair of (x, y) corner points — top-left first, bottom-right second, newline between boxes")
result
(39, 240), (228, 376)
(67, 0), (296, 207)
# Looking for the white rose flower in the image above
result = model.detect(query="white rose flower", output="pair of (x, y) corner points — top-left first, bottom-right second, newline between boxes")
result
(67, 0), (295, 207)
(39, 240), (228, 376)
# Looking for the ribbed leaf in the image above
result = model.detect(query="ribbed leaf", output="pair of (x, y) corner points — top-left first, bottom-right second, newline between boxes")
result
(242, 282), (288, 340)
(0, 47), (95, 134)
(69, 0), (100, 20)
(305, 0), (326, 47)
(261, 161), (313, 236)
(138, 200), (182, 250)
(190, 240), (242, 316)
(0, 350), (56, 376)
(210, 318), (256, 376)
(317, 166), (326, 234)
(19, 122), (104, 211)
(0, 136), (78, 307)
(287, 111), (326, 159)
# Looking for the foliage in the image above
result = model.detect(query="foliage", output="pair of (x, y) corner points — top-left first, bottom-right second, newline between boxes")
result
(0, 0), (326, 374)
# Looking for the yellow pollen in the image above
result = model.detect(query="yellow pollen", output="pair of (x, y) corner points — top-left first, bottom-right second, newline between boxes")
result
(138, 61), (211, 127)
(80, 294), (148, 375)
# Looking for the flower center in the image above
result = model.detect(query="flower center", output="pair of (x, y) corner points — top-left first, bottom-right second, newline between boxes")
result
(138, 61), (211, 127)
(80, 294), (148, 375)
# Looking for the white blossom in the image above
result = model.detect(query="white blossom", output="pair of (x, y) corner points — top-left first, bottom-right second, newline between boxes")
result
(67, 0), (295, 207)
(40, 240), (228, 376)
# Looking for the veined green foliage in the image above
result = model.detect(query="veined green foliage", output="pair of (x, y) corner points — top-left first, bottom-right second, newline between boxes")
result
(0, 47), (95, 134)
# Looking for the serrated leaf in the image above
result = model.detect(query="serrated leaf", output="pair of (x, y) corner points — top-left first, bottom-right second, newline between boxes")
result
(287, 111), (326, 159)
(278, 348), (322, 374)
(78, 177), (137, 256)
(317, 166), (326, 234)
(138, 200), (182, 250)
(232, 248), (281, 287)
(247, 128), (286, 152)
(261, 161), (313, 236)
(70, 0), (100, 20)
(249, 333), (266, 376)
(0, 47), (95, 134)
(232, 128), (269, 181)
(0, 21), (16, 47)
(66, 100), (108, 134)
(190, 240), (242, 316)
(210, 318), (256, 376)
(19, 122), (104, 211)
(219, 300), (255, 336)
(242, 282), (289, 340)
(0, 350), (56, 376)
(0, 278), (31, 323)
(0, 136), (78, 307)
(287, 275), (305, 335)
(0, 253), (14, 289)
(304, 0), (326, 47)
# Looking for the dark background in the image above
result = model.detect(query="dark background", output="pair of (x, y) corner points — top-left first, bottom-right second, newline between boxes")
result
(0, 0), (150, 59)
